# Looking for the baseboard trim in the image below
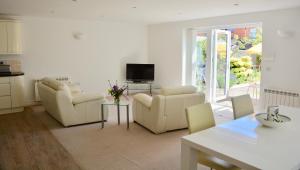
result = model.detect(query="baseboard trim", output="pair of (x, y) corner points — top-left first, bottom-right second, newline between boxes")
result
(0, 107), (24, 115)
(67, 120), (107, 127)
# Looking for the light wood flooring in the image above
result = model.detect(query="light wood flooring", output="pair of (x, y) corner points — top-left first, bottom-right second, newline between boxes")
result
(0, 102), (234, 170)
(0, 108), (81, 170)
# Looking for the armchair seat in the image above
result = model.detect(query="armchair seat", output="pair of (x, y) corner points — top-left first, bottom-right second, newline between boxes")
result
(38, 77), (107, 126)
(133, 85), (205, 134)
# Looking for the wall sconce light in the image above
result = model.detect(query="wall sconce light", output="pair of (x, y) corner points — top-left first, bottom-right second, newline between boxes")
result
(73, 32), (86, 40)
(277, 29), (294, 38)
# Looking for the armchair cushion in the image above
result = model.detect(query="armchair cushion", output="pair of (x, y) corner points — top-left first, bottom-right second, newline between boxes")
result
(72, 93), (103, 105)
(41, 77), (72, 99)
(133, 93), (152, 108)
(67, 83), (82, 95)
(61, 84), (73, 100)
(41, 77), (65, 90)
(161, 85), (197, 96)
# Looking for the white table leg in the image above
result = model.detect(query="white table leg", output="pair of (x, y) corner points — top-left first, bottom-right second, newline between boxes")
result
(181, 142), (198, 170)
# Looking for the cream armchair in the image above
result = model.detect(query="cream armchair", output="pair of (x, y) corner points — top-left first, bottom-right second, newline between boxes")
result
(132, 86), (205, 134)
(38, 77), (108, 126)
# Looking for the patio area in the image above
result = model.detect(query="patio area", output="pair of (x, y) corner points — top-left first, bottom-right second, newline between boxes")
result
(216, 82), (260, 110)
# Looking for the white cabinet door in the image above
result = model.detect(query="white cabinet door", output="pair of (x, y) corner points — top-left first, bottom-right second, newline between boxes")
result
(0, 96), (11, 109)
(0, 84), (10, 96)
(0, 77), (10, 84)
(6, 22), (22, 54)
(0, 22), (7, 53)
(10, 76), (25, 107)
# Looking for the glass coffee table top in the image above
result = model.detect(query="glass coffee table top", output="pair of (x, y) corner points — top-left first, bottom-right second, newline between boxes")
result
(102, 101), (129, 106)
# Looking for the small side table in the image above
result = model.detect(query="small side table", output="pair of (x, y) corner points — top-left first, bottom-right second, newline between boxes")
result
(125, 81), (153, 96)
(101, 102), (130, 129)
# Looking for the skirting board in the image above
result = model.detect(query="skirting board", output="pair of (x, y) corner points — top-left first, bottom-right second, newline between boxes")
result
(0, 107), (24, 115)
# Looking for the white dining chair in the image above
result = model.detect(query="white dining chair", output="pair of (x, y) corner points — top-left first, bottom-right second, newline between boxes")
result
(185, 103), (240, 170)
(231, 94), (254, 119)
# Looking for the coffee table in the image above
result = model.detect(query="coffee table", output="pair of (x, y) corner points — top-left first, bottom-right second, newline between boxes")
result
(101, 100), (130, 129)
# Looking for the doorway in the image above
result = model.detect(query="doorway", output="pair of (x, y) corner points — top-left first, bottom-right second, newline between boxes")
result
(186, 24), (262, 105)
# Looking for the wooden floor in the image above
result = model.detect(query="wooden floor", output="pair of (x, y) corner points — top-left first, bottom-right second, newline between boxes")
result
(0, 108), (81, 170)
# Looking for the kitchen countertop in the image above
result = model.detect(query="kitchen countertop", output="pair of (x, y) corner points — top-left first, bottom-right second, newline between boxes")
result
(0, 72), (24, 77)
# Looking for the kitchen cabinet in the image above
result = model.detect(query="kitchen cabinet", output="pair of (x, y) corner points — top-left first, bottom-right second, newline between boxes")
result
(0, 21), (22, 54)
(0, 75), (25, 114)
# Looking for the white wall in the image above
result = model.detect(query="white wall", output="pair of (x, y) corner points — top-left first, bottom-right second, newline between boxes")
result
(148, 7), (300, 96)
(1, 17), (148, 105)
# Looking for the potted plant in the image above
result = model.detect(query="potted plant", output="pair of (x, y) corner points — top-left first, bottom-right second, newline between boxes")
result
(108, 80), (127, 104)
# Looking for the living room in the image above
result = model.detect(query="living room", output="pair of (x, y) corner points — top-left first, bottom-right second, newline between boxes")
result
(0, 1), (300, 170)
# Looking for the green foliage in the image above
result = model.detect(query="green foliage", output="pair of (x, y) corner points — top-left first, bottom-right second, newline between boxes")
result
(256, 54), (262, 66)
(230, 56), (254, 85)
(197, 38), (207, 61)
(229, 27), (262, 86)
(194, 37), (208, 91)
(217, 75), (225, 88)
(253, 27), (263, 46)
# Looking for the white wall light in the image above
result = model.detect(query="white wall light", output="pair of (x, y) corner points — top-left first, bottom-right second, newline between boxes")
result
(277, 29), (294, 38)
(73, 32), (86, 40)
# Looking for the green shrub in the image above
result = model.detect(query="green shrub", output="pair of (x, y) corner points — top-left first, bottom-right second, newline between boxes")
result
(230, 56), (254, 85)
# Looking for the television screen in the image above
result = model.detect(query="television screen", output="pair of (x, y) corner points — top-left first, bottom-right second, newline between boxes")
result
(126, 64), (155, 82)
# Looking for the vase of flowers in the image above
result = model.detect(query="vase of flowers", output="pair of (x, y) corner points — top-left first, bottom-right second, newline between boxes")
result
(108, 80), (127, 104)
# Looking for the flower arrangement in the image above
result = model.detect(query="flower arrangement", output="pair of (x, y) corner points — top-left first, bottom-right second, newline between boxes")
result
(108, 80), (127, 104)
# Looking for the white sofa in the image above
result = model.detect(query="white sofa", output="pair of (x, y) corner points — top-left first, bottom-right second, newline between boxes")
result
(132, 85), (205, 134)
(38, 77), (108, 126)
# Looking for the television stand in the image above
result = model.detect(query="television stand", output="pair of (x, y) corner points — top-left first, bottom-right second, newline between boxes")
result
(125, 81), (153, 96)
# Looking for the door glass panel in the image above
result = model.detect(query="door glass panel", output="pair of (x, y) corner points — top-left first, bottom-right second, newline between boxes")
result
(193, 33), (208, 91)
(213, 30), (231, 102)
(216, 33), (228, 99)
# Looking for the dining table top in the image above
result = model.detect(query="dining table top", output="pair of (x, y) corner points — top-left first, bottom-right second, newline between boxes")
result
(181, 105), (300, 170)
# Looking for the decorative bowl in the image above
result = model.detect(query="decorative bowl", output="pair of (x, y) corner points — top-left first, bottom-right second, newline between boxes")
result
(255, 113), (291, 128)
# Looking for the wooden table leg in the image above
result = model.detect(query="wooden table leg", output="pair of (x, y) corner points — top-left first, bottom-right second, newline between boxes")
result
(126, 105), (129, 129)
(181, 141), (198, 170)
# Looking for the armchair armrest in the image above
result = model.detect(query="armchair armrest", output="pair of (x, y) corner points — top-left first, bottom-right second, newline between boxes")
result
(72, 94), (104, 105)
(133, 93), (152, 108)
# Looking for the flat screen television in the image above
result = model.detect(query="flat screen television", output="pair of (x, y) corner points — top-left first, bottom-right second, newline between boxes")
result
(126, 64), (155, 82)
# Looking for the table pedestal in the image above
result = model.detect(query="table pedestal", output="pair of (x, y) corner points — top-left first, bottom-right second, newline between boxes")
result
(101, 103), (129, 129)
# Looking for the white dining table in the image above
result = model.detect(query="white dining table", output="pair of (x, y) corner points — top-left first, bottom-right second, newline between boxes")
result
(181, 106), (300, 170)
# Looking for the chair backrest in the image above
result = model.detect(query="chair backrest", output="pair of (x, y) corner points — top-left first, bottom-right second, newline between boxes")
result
(185, 103), (215, 134)
(41, 77), (72, 99)
(161, 85), (197, 96)
(163, 93), (205, 130)
(38, 81), (75, 126)
(231, 94), (254, 119)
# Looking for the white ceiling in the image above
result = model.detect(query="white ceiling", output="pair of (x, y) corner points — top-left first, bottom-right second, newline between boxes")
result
(0, 0), (300, 24)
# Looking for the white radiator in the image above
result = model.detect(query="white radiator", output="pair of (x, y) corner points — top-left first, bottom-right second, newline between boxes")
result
(264, 88), (300, 108)
(34, 76), (71, 102)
